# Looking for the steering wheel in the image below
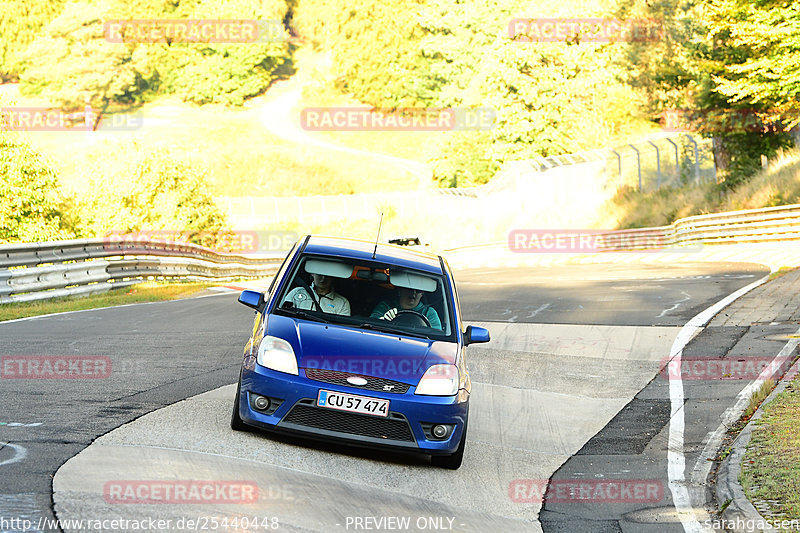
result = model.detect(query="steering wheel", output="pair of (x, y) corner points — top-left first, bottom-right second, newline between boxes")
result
(391, 309), (431, 328)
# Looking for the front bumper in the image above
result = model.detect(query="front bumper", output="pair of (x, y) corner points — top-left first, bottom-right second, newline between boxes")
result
(238, 364), (468, 455)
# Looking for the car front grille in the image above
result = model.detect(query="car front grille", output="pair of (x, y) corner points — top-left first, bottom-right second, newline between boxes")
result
(281, 400), (415, 442)
(304, 368), (410, 394)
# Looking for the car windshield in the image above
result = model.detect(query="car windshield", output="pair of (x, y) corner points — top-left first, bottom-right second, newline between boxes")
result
(274, 254), (454, 341)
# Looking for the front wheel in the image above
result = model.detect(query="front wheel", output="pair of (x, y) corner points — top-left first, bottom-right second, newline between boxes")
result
(431, 420), (467, 470)
(230, 377), (249, 431)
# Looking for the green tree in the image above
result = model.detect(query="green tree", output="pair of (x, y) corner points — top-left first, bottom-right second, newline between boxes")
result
(710, 0), (800, 176)
(294, 0), (646, 185)
(617, 0), (794, 187)
(710, 0), (800, 110)
(420, 0), (643, 184)
(293, 0), (430, 108)
(0, 133), (75, 243)
(82, 148), (228, 240)
(20, 2), (153, 115)
(140, 0), (293, 105)
(19, 0), (292, 109)
(0, 0), (66, 82)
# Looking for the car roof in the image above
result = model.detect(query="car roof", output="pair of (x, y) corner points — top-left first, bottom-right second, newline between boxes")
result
(302, 235), (443, 275)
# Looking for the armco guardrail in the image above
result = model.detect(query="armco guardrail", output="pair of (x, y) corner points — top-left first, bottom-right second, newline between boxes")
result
(0, 238), (284, 304)
(578, 203), (800, 250)
(445, 203), (800, 256)
(671, 204), (800, 246)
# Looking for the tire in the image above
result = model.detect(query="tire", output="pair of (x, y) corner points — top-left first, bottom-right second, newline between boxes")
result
(431, 420), (467, 470)
(230, 378), (249, 432)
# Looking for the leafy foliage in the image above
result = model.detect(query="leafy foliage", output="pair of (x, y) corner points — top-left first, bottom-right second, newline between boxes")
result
(140, 0), (293, 105)
(294, 0), (647, 185)
(6, 0), (798, 202)
(18, 0), (292, 109)
(710, 0), (800, 109)
(20, 2), (152, 113)
(0, 132), (229, 244)
(616, 0), (795, 188)
(0, 133), (74, 243)
(294, 0), (431, 108)
(80, 147), (229, 239)
(0, 0), (67, 82)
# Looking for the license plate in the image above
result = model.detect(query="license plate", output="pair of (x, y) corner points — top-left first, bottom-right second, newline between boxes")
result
(317, 390), (389, 417)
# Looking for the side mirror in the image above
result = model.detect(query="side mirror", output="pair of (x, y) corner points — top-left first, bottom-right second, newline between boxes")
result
(464, 325), (490, 345)
(238, 290), (264, 310)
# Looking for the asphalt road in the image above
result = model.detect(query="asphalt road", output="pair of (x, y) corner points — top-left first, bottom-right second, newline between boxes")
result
(455, 262), (767, 326)
(0, 295), (252, 532)
(538, 322), (800, 533)
(0, 260), (770, 532)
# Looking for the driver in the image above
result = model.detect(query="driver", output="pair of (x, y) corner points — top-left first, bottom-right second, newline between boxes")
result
(283, 274), (351, 315)
(370, 287), (441, 329)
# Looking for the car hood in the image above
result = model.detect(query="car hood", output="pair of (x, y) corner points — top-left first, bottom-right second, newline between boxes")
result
(267, 315), (458, 384)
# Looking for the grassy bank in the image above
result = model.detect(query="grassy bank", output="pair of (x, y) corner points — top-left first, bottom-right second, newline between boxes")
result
(740, 372), (800, 528)
(16, 100), (422, 199)
(595, 150), (800, 229)
(1, 79), (429, 201)
(0, 281), (216, 322)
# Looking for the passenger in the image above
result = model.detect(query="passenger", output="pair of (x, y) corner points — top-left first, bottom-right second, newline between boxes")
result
(371, 287), (441, 329)
(283, 274), (351, 315)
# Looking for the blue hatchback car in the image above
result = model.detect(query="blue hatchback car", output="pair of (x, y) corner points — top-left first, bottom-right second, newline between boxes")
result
(231, 235), (490, 469)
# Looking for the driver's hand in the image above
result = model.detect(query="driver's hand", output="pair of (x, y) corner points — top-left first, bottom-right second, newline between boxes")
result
(380, 308), (398, 321)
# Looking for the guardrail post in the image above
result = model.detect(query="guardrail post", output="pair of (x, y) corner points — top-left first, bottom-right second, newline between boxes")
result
(685, 134), (700, 184)
(0, 269), (12, 298)
(628, 144), (642, 191)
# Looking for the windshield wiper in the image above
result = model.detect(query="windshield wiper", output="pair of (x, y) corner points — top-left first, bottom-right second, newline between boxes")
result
(357, 323), (431, 340)
(278, 307), (331, 324)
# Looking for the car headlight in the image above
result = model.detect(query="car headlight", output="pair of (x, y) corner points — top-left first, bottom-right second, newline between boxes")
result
(415, 364), (459, 396)
(256, 336), (298, 375)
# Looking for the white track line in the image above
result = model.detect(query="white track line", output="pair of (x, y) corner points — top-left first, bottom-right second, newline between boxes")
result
(0, 443), (27, 467)
(667, 274), (771, 533)
(689, 326), (800, 497)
